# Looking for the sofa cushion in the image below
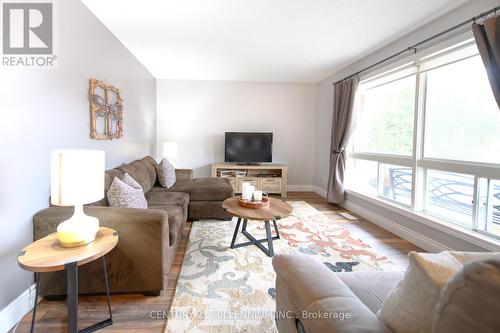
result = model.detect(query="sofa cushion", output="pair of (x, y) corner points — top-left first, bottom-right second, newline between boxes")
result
(378, 251), (462, 333)
(168, 178), (233, 201)
(273, 254), (391, 333)
(146, 188), (189, 212)
(106, 168), (124, 192)
(432, 258), (500, 333)
(140, 156), (158, 187)
(119, 160), (153, 193)
(337, 271), (403, 314)
(147, 204), (184, 245)
(188, 200), (231, 220)
(175, 169), (193, 182)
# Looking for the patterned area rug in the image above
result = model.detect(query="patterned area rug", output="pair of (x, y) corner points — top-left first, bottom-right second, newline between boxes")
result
(165, 201), (396, 333)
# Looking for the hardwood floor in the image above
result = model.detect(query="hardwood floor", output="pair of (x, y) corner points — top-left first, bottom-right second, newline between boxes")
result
(14, 192), (422, 333)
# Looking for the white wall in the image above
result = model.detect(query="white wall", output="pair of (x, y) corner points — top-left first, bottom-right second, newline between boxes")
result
(157, 80), (316, 188)
(0, 0), (156, 314)
(313, 0), (500, 251)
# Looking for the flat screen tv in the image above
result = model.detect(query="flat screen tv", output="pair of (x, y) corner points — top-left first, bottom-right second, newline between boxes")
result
(225, 132), (273, 164)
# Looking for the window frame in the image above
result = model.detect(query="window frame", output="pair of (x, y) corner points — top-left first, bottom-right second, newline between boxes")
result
(347, 33), (500, 243)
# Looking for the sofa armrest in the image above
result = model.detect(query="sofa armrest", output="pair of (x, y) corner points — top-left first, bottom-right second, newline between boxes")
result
(273, 254), (390, 333)
(34, 207), (168, 238)
(175, 168), (193, 182)
(33, 206), (171, 293)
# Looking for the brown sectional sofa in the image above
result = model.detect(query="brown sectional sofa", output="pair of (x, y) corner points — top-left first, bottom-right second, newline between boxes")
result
(273, 254), (500, 333)
(33, 156), (233, 297)
(273, 254), (400, 333)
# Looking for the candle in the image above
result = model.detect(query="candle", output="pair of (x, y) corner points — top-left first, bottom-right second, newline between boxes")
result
(253, 190), (263, 202)
(241, 182), (251, 201)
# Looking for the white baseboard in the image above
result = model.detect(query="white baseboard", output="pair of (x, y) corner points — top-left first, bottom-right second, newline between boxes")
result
(287, 185), (313, 191)
(341, 200), (451, 253)
(312, 186), (327, 198)
(0, 284), (36, 333)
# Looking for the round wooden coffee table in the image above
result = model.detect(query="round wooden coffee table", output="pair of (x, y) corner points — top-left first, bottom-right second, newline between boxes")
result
(18, 227), (118, 333)
(222, 197), (293, 257)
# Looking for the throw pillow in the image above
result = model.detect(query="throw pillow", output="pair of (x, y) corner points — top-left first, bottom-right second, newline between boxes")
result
(432, 258), (500, 333)
(107, 176), (147, 209)
(448, 251), (500, 264)
(377, 251), (463, 333)
(157, 158), (176, 188)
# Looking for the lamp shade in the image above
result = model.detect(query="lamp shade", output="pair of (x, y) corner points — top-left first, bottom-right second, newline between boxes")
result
(163, 141), (178, 159)
(51, 150), (105, 206)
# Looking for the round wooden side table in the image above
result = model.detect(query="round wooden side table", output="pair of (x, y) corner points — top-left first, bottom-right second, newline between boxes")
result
(17, 227), (119, 333)
(222, 197), (293, 257)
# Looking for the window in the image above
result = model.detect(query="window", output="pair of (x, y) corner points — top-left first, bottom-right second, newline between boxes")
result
(478, 178), (500, 237)
(354, 75), (415, 155)
(348, 39), (500, 241)
(380, 164), (412, 206)
(424, 56), (500, 164)
(425, 170), (474, 227)
(351, 159), (378, 196)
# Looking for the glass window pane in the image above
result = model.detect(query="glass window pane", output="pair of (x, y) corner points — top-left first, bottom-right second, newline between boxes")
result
(478, 178), (500, 237)
(424, 55), (500, 164)
(352, 159), (378, 196)
(380, 164), (412, 206)
(425, 170), (474, 226)
(354, 75), (415, 155)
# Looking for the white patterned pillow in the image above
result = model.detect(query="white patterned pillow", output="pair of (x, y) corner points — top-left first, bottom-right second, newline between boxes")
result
(157, 158), (176, 188)
(107, 176), (147, 209)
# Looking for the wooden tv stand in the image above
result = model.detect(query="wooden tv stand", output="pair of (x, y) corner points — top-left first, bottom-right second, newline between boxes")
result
(211, 163), (287, 198)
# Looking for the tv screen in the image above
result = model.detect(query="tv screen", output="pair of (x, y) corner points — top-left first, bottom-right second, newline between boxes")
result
(225, 132), (273, 163)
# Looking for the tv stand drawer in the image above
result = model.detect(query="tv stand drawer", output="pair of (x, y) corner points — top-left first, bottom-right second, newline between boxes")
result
(259, 178), (281, 193)
(211, 163), (287, 198)
(236, 177), (258, 191)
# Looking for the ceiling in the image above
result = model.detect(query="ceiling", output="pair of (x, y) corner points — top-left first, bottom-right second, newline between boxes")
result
(82, 0), (467, 82)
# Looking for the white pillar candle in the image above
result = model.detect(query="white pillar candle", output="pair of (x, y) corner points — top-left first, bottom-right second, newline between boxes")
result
(253, 190), (263, 202)
(241, 182), (251, 200)
(249, 185), (255, 201)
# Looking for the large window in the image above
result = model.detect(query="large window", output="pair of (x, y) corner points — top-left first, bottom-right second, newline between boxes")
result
(354, 75), (415, 155)
(424, 56), (500, 164)
(348, 39), (500, 241)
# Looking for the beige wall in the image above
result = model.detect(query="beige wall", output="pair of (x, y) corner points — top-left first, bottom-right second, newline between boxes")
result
(157, 80), (317, 188)
(0, 0), (157, 312)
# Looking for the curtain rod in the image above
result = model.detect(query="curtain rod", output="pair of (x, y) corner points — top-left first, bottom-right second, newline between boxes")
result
(333, 5), (500, 85)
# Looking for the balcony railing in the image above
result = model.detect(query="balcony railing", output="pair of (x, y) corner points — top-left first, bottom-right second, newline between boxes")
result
(387, 168), (500, 226)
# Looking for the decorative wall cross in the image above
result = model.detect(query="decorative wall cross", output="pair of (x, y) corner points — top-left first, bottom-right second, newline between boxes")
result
(89, 79), (123, 140)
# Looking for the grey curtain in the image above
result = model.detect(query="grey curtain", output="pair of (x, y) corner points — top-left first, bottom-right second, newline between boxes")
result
(473, 16), (500, 108)
(327, 76), (359, 204)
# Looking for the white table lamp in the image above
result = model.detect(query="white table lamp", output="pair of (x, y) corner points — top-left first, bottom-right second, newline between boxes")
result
(163, 141), (178, 165)
(51, 150), (105, 247)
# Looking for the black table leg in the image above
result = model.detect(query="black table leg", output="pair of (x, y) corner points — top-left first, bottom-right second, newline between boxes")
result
(230, 217), (242, 249)
(78, 257), (113, 333)
(66, 262), (78, 333)
(265, 221), (274, 257)
(30, 272), (40, 333)
(62, 258), (113, 333)
(273, 220), (280, 239)
(103, 257), (113, 324)
(232, 219), (280, 257)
